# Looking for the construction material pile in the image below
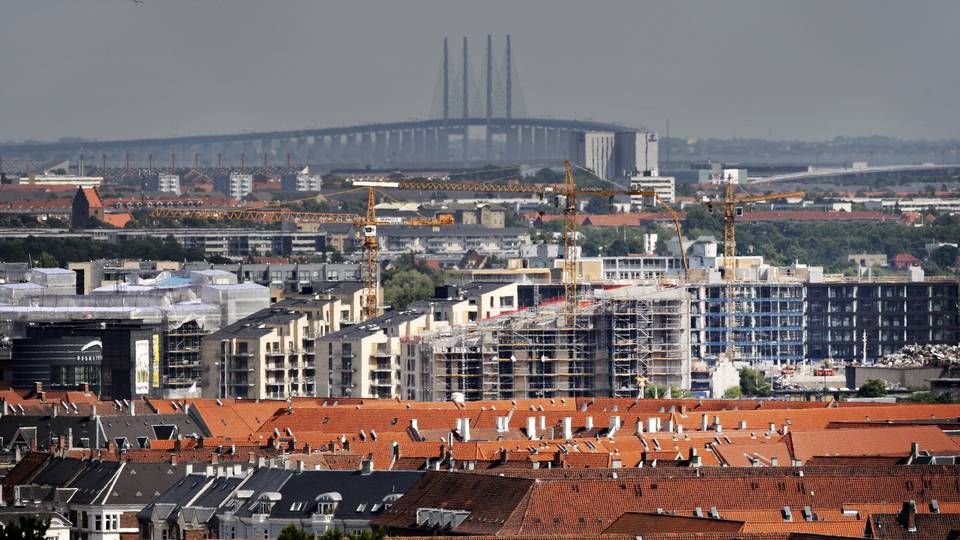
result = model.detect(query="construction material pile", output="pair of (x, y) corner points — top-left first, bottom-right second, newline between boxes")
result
(875, 344), (960, 368)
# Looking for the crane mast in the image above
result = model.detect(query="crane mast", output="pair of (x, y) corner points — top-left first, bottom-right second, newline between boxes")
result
(709, 179), (805, 361)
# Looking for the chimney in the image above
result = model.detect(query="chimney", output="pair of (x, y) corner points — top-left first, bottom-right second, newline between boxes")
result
(689, 448), (702, 468)
(526, 417), (537, 440)
(361, 457), (374, 475)
(781, 425), (789, 435)
(410, 418), (419, 432)
(563, 417), (573, 440)
(771, 456), (779, 467)
(909, 442), (920, 463)
(769, 422), (776, 433)
(129, 400), (136, 416)
(701, 414), (708, 431)
(739, 420), (747, 430)
(636, 419), (643, 434)
(171, 454), (178, 466)
(609, 416), (621, 437)
(585, 416), (594, 431)
(899, 501), (917, 532)
(211, 453), (219, 465)
(297, 460), (305, 473)
(52, 404), (58, 418)
(461, 418), (471, 442)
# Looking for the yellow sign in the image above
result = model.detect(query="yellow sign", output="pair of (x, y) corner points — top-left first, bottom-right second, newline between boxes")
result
(152, 334), (161, 388)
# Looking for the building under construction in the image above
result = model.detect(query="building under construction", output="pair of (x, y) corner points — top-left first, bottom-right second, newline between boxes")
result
(406, 285), (690, 401)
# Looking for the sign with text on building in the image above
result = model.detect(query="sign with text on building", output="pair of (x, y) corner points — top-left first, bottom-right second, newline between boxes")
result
(135, 339), (150, 395)
(152, 334), (161, 388)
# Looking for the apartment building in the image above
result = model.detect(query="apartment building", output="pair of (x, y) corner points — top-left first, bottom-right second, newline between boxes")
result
(689, 282), (805, 364)
(201, 308), (316, 399)
(379, 225), (531, 256)
(405, 286), (690, 401)
(317, 308), (439, 399)
(214, 172), (253, 200)
(629, 174), (676, 204)
(806, 279), (959, 361)
(281, 170), (323, 192)
(145, 173), (181, 195)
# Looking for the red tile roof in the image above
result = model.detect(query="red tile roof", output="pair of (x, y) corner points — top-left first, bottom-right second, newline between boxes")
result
(740, 211), (896, 222)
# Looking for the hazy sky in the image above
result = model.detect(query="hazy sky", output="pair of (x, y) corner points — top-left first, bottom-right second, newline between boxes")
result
(2, 1), (959, 142)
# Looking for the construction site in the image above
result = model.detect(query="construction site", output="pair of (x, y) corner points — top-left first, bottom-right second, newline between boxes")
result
(409, 285), (690, 401)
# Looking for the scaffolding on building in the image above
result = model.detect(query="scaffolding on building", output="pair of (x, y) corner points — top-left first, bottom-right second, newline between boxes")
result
(422, 284), (689, 401)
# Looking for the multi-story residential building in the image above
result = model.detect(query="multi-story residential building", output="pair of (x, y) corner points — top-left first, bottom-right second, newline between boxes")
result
(318, 308), (439, 399)
(145, 173), (181, 195)
(629, 174), (676, 204)
(201, 307), (317, 400)
(379, 225), (530, 256)
(404, 286), (690, 401)
(806, 278), (960, 361)
(214, 172), (253, 200)
(689, 282), (806, 364)
(183, 263), (363, 292)
(281, 170), (323, 192)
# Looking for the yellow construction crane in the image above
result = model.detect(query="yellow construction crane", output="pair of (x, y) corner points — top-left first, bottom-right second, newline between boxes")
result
(705, 176), (804, 359)
(151, 186), (454, 320)
(706, 178), (804, 281)
(357, 161), (690, 323)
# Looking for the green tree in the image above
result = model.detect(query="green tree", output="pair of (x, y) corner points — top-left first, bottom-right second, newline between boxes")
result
(739, 368), (772, 397)
(0, 516), (50, 540)
(723, 385), (742, 399)
(36, 252), (58, 268)
(383, 269), (434, 309)
(930, 245), (959, 269)
(857, 379), (888, 398)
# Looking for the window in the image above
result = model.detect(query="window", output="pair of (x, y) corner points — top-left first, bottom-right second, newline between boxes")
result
(290, 502), (304, 511)
(94, 515), (101, 531)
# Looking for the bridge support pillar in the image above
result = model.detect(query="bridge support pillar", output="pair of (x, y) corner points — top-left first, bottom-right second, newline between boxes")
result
(329, 135), (342, 163)
(413, 128), (426, 163)
(546, 129), (559, 160)
(520, 126), (534, 161)
(438, 127), (450, 163)
(359, 132), (373, 166)
(400, 130), (414, 163)
(534, 128), (547, 160)
(388, 130), (402, 163)
(505, 126), (519, 162)
(374, 131), (387, 165)
(461, 126), (470, 163)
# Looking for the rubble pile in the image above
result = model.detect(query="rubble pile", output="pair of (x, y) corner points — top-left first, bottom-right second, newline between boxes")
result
(875, 344), (960, 368)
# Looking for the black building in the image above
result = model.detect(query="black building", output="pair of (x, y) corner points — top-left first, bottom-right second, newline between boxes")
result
(806, 280), (960, 361)
(11, 336), (103, 393)
(12, 320), (163, 400)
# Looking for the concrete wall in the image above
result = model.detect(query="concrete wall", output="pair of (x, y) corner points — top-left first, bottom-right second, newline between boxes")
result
(845, 365), (944, 390)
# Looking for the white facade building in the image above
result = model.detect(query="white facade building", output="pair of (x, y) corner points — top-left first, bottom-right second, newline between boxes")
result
(151, 174), (181, 195)
(615, 131), (659, 177)
(629, 175), (676, 204)
(570, 131), (616, 179)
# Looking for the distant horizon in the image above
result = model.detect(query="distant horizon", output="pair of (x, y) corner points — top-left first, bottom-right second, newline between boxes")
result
(3, 1), (960, 142)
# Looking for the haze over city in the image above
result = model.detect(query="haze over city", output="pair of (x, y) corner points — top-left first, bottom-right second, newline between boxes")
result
(2, 0), (960, 141)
